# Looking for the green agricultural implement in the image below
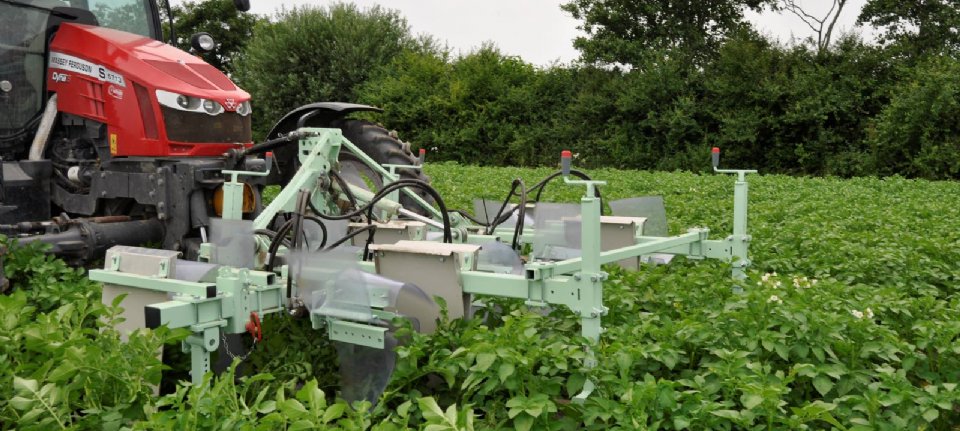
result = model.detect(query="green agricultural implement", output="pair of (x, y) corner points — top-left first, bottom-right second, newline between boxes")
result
(88, 128), (757, 403)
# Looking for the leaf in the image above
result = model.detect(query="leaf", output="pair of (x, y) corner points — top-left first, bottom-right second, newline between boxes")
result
(799, 400), (837, 416)
(257, 400), (277, 414)
(711, 410), (741, 420)
(8, 396), (34, 410)
(48, 363), (77, 383)
(741, 394), (763, 410)
(418, 397), (445, 421)
(322, 403), (346, 423)
(444, 404), (458, 426)
(566, 373), (586, 398)
(281, 399), (308, 416)
(922, 408), (939, 422)
(474, 353), (496, 372)
(289, 420), (315, 431)
(295, 379), (326, 412)
(514, 414), (534, 431)
(498, 363), (515, 383)
(813, 375), (834, 396)
(774, 343), (790, 360)
(397, 400), (412, 419)
(13, 376), (38, 394)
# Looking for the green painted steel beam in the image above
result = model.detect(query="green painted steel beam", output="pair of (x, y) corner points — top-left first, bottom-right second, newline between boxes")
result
(327, 319), (388, 349)
(90, 269), (215, 298)
(544, 230), (705, 276)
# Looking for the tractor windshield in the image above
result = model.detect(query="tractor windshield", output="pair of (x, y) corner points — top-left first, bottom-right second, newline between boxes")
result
(82, 0), (157, 38)
(0, 0), (157, 151)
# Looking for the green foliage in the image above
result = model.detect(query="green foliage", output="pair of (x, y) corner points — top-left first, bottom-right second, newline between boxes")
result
(560, 0), (773, 67)
(11, 165), (960, 428)
(358, 32), (908, 176)
(414, 163), (960, 429)
(0, 239), (180, 430)
(160, 0), (265, 73)
(227, 1), (960, 180)
(870, 57), (960, 179)
(233, 3), (424, 137)
(701, 31), (894, 176)
(358, 45), (584, 167)
(858, 0), (960, 60)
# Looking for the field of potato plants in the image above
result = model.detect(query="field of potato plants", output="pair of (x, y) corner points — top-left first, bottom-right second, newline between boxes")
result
(4, 163), (960, 430)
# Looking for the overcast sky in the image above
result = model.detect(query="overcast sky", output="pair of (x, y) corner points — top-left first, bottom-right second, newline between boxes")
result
(218, 0), (880, 66)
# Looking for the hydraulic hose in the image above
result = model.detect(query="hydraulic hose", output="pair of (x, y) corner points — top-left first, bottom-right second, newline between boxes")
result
(241, 131), (303, 157)
(482, 178), (527, 251)
(325, 224), (376, 250)
(312, 179), (453, 243)
(530, 169), (604, 213)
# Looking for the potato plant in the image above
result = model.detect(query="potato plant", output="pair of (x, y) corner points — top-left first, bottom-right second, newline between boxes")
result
(4, 163), (960, 430)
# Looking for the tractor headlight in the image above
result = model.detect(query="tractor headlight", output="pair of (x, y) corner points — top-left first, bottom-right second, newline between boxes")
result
(202, 99), (222, 115)
(236, 100), (252, 116)
(176, 94), (200, 110)
(157, 89), (224, 116)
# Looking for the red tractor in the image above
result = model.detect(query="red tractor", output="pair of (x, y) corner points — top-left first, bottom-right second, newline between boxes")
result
(0, 0), (426, 265)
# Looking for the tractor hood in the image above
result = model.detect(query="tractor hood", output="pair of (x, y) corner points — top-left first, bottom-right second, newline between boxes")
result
(48, 23), (253, 157)
(49, 23), (249, 102)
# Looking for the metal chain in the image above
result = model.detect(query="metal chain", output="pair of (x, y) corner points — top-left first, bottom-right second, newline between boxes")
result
(221, 332), (256, 362)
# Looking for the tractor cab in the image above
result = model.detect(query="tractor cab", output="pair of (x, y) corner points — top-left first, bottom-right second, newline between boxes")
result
(0, 0), (162, 154)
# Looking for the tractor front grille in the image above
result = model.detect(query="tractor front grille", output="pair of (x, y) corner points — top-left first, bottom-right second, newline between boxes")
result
(161, 107), (251, 143)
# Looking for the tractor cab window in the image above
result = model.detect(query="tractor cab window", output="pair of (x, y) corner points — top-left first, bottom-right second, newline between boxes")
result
(81, 0), (155, 38)
(0, 0), (156, 151)
(0, 2), (49, 134)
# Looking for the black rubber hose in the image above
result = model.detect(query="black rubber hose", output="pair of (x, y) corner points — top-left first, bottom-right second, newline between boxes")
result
(311, 179), (453, 243)
(241, 110), (319, 157)
(329, 171), (359, 210)
(530, 169), (604, 213)
(483, 178), (527, 251)
(241, 132), (301, 157)
(289, 190), (308, 250)
(325, 224), (377, 250)
(302, 215), (328, 249)
(451, 209), (490, 226)
(452, 169), (603, 229)
(512, 180), (527, 251)
(265, 219), (294, 272)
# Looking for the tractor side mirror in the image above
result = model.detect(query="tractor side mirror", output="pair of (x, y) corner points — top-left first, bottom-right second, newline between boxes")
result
(233, 0), (251, 12)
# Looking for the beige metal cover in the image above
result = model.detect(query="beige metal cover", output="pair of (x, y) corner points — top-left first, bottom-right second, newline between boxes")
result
(370, 241), (480, 333)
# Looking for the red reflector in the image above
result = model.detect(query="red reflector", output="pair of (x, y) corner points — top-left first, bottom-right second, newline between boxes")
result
(419, 148), (426, 155)
(712, 147), (720, 153)
(561, 150), (572, 157)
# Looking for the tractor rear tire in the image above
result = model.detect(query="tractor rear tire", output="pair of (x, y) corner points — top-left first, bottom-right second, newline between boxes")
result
(332, 119), (434, 215)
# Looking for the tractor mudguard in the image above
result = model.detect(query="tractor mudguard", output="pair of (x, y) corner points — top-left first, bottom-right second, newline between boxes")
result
(264, 102), (383, 186)
(264, 102), (383, 140)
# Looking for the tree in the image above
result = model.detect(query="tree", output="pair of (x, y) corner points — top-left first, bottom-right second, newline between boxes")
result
(561, 0), (772, 67)
(870, 57), (960, 178)
(858, 0), (960, 59)
(233, 3), (422, 136)
(160, 0), (264, 73)
(772, 0), (849, 54)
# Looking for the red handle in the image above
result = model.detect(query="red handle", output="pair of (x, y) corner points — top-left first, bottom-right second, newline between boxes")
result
(245, 312), (263, 342)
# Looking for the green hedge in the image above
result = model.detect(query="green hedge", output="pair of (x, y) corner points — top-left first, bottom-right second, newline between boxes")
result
(236, 5), (959, 179)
